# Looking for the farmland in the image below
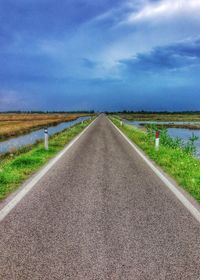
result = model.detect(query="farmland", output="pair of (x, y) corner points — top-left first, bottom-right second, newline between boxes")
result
(0, 113), (89, 141)
(118, 112), (200, 122)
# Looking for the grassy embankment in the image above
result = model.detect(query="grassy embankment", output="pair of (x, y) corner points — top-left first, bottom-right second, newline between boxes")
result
(0, 113), (88, 141)
(0, 118), (94, 200)
(119, 113), (200, 130)
(110, 116), (200, 203)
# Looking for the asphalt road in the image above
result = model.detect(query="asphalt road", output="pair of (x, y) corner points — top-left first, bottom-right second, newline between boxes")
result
(0, 115), (199, 279)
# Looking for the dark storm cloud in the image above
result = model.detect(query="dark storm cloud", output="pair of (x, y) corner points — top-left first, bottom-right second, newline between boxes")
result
(120, 39), (200, 72)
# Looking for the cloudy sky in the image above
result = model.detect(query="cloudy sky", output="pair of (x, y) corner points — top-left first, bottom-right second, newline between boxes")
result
(0, 0), (200, 111)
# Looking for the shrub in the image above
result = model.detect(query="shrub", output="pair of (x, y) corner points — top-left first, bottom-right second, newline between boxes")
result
(145, 124), (198, 155)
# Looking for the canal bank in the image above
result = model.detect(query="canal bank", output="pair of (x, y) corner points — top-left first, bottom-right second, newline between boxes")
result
(0, 118), (94, 200)
(0, 116), (90, 155)
(125, 120), (200, 158)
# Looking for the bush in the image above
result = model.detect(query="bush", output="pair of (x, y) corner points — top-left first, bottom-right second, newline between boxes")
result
(145, 124), (198, 155)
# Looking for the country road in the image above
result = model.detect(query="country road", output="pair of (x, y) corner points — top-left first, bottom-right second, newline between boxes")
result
(0, 114), (199, 279)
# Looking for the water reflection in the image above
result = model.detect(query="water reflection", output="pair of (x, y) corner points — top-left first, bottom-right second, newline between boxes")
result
(125, 120), (200, 158)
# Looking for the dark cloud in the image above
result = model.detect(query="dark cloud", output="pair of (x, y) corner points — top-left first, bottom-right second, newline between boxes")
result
(121, 39), (200, 72)
(0, 0), (123, 41)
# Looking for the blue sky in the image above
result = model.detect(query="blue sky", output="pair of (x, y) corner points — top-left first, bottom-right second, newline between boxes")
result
(0, 0), (200, 111)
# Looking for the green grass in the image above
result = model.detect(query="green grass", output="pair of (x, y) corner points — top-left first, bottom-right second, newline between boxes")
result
(110, 116), (200, 203)
(0, 118), (94, 200)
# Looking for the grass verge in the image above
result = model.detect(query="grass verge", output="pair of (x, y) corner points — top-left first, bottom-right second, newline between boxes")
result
(0, 118), (94, 200)
(110, 116), (200, 203)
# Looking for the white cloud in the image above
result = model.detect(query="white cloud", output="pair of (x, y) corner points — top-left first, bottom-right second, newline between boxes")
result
(93, 0), (200, 74)
(127, 0), (200, 23)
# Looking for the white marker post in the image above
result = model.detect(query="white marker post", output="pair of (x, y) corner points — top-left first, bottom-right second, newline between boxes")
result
(44, 128), (49, 150)
(120, 120), (123, 126)
(155, 130), (160, 151)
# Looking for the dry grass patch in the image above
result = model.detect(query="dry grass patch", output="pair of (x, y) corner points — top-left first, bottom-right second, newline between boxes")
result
(0, 113), (88, 140)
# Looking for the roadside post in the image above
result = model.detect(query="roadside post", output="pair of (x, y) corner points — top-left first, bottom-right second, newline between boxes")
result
(155, 130), (160, 151)
(44, 128), (49, 150)
(120, 120), (123, 126)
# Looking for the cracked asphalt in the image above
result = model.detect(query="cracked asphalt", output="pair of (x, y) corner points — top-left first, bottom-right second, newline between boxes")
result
(0, 114), (199, 279)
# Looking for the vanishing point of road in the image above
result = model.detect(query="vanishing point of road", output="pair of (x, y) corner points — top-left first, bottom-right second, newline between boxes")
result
(0, 115), (200, 279)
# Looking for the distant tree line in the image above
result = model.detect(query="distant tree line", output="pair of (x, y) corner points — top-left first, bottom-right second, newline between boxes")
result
(105, 110), (200, 115)
(1, 110), (200, 115)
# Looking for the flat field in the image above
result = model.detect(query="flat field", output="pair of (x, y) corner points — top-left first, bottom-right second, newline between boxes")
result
(119, 113), (200, 122)
(0, 113), (87, 140)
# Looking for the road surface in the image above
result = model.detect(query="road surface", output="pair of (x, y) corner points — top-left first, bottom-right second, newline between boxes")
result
(0, 114), (199, 279)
